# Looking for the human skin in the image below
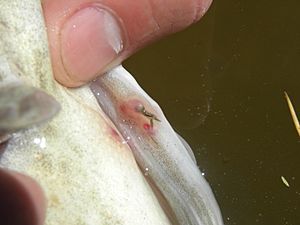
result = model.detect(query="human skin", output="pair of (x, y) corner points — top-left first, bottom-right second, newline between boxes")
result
(0, 0), (212, 224)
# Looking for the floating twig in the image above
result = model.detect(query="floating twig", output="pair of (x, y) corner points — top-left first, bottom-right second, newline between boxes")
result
(281, 176), (290, 188)
(284, 92), (300, 137)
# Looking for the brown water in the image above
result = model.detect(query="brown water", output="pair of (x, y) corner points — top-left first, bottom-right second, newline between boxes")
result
(124, 0), (300, 224)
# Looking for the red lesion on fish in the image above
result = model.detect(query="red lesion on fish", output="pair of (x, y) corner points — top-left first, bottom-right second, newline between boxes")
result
(108, 126), (122, 143)
(143, 123), (152, 131)
(119, 99), (160, 135)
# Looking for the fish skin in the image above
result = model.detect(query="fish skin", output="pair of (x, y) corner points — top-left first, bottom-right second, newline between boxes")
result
(0, 1), (170, 224)
(91, 66), (224, 225)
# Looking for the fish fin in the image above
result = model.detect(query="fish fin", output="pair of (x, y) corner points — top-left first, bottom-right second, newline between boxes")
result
(176, 132), (197, 164)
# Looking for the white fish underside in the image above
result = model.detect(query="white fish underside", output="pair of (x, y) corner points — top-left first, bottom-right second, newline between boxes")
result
(0, 0), (223, 224)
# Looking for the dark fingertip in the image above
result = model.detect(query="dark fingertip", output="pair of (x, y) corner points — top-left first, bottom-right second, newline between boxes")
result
(0, 169), (41, 225)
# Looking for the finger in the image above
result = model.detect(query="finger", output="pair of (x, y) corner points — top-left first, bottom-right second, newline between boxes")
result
(0, 169), (46, 225)
(42, 0), (212, 87)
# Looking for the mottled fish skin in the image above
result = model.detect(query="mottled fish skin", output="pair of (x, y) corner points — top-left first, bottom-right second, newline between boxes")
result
(90, 66), (224, 225)
(0, 1), (171, 224)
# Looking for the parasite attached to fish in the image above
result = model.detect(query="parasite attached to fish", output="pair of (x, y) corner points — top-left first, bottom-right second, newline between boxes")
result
(135, 104), (161, 128)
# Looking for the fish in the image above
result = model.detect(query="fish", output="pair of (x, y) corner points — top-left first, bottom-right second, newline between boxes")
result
(0, 0), (224, 224)
(91, 66), (223, 225)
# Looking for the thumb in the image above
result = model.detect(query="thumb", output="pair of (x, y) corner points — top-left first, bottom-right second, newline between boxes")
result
(42, 0), (212, 87)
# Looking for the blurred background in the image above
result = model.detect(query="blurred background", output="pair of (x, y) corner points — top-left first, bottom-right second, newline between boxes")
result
(124, 0), (300, 224)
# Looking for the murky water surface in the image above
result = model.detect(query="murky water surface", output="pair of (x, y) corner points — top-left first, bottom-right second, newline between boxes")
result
(124, 0), (300, 224)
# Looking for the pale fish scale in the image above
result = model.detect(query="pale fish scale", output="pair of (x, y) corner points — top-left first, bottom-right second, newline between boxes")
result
(0, 0), (169, 224)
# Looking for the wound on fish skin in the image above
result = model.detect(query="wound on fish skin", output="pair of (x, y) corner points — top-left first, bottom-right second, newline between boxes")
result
(108, 126), (122, 143)
(119, 99), (160, 133)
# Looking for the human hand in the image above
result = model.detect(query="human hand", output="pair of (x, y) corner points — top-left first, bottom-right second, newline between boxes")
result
(44, 0), (212, 87)
(0, 0), (212, 224)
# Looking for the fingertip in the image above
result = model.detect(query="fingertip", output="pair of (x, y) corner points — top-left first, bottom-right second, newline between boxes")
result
(193, 0), (213, 23)
(59, 5), (125, 87)
(0, 169), (46, 225)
